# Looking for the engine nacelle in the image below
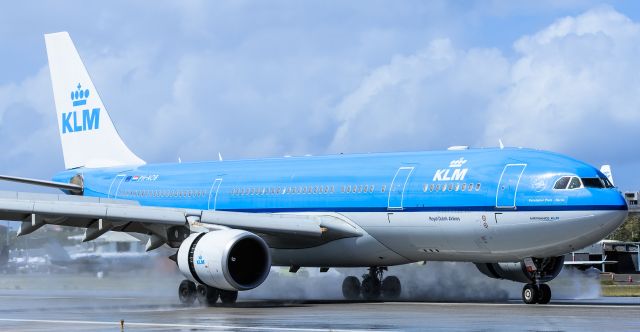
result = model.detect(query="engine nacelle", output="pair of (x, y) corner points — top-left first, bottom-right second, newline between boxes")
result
(475, 256), (564, 284)
(177, 229), (271, 291)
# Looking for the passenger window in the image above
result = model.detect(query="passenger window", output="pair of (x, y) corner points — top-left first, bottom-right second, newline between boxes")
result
(468, 183), (473, 192)
(553, 177), (571, 190)
(475, 183), (481, 191)
(352, 185), (357, 193)
(381, 185), (386, 193)
(455, 183), (460, 191)
(448, 184), (453, 191)
(461, 183), (466, 191)
(358, 185), (363, 193)
(347, 186), (351, 193)
(568, 177), (582, 189)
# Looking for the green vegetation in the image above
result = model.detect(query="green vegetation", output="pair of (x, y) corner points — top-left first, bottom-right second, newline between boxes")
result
(602, 285), (640, 297)
(608, 214), (640, 242)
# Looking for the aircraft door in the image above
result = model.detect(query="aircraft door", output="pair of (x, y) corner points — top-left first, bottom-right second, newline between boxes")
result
(387, 166), (415, 210)
(107, 174), (126, 198)
(207, 178), (223, 210)
(496, 164), (527, 209)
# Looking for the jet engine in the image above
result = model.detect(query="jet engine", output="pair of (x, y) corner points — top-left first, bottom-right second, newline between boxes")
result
(475, 256), (564, 283)
(177, 229), (271, 291)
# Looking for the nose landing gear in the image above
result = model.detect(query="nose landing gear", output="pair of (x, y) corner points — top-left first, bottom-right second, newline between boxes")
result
(342, 267), (402, 300)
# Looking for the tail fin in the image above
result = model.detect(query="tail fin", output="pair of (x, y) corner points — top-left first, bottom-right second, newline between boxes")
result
(44, 32), (144, 169)
(600, 165), (615, 186)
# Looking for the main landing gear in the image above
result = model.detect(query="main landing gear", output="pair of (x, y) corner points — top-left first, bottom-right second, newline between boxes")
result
(178, 280), (238, 306)
(522, 283), (551, 304)
(342, 267), (402, 300)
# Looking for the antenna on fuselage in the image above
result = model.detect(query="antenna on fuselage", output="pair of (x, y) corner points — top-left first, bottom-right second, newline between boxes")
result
(178, 157), (182, 164)
(499, 139), (504, 149)
(218, 152), (223, 162)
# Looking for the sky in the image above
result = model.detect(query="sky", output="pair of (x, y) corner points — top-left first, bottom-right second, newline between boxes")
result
(1, 1), (640, 191)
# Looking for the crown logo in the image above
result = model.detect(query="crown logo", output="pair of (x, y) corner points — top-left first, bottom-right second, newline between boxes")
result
(449, 157), (467, 168)
(70, 83), (90, 107)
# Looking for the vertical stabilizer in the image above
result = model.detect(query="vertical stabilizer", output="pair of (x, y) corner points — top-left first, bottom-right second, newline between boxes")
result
(600, 165), (615, 186)
(44, 32), (144, 169)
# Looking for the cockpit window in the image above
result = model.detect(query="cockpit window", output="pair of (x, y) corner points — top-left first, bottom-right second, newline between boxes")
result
(600, 176), (614, 188)
(553, 177), (571, 189)
(581, 177), (614, 189)
(581, 178), (604, 188)
(554, 176), (583, 190)
(568, 177), (582, 189)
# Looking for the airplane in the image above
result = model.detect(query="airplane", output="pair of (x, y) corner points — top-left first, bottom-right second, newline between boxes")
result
(43, 237), (156, 275)
(0, 31), (629, 305)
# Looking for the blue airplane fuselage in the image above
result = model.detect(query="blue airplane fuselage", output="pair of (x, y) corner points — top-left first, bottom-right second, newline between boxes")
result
(52, 147), (627, 265)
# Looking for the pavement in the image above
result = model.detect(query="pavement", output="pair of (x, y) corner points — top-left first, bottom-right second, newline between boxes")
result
(0, 293), (639, 331)
(0, 267), (638, 331)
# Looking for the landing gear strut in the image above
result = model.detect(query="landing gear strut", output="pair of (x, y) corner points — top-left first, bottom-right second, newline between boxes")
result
(178, 279), (238, 306)
(341, 267), (401, 300)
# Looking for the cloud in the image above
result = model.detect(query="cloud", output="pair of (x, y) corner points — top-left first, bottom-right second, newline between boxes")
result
(324, 5), (640, 187)
(327, 39), (509, 153)
(484, 5), (640, 168)
(0, 3), (639, 189)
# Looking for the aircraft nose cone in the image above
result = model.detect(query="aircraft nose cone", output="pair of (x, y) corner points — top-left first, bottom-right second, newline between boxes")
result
(601, 209), (628, 236)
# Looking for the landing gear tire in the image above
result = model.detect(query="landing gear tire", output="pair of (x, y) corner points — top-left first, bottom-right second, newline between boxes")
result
(219, 290), (238, 305)
(178, 280), (196, 305)
(522, 284), (539, 304)
(361, 275), (381, 300)
(538, 284), (551, 304)
(342, 276), (361, 300)
(381, 276), (401, 299)
(196, 284), (220, 306)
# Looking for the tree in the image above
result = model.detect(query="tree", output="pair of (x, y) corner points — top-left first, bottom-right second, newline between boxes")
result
(608, 214), (640, 242)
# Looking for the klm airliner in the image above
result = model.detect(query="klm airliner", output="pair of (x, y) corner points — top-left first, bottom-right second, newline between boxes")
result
(0, 32), (629, 305)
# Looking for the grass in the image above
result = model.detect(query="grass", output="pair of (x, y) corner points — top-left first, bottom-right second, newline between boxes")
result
(601, 284), (640, 297)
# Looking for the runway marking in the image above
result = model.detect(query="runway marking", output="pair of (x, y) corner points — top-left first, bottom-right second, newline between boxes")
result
(0, 295), (136, 300)
(0, 318), (380, 332)
(371, 302), (640, 309)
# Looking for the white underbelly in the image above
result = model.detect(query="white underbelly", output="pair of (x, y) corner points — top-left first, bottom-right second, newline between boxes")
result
(347, 209), (626, 263)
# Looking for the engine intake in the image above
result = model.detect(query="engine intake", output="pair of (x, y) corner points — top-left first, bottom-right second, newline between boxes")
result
(475, 256), (564, 283)
(177, 229), (271, 291)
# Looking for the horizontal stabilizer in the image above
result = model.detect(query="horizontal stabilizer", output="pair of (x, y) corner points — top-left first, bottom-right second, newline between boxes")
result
(0, 175), (82, 193)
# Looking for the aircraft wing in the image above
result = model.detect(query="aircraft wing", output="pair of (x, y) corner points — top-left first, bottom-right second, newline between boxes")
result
(564, 260), (618, 265)
(0, 190), (361, 250)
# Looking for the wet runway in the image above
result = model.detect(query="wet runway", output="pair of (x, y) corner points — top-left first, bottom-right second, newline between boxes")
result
(0, 289), (638, 331)
(0, 267), (639, 331)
